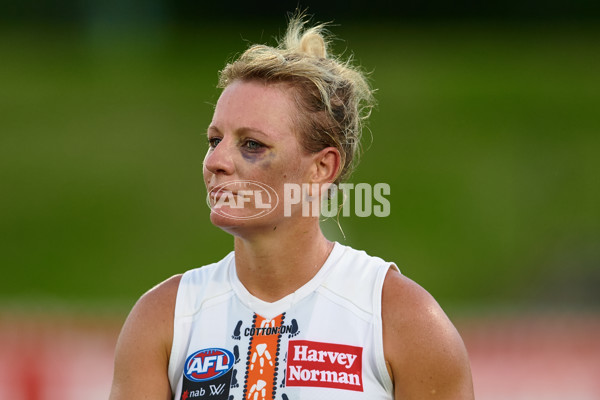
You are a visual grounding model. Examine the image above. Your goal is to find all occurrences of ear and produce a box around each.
[309,146,341,185]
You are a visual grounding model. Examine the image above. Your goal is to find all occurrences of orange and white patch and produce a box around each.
[244,314,284,400]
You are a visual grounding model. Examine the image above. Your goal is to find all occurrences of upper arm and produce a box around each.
[382,269,474,400]
[109,274,182,400]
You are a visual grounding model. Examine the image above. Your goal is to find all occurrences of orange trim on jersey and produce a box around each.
[244,313,283,400]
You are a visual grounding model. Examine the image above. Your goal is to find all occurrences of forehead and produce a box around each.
[211,80,298,139]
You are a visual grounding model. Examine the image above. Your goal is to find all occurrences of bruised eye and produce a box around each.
[243,139,264,151]
[208,137,222,149]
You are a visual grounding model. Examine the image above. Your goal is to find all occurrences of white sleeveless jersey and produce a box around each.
[168,242,396,400]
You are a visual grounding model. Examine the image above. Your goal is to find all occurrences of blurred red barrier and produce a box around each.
[460,314,600,400]
[1,312,599,400]
[0,313,120,400]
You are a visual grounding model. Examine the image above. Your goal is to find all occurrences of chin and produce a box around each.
[209,205,289,237]
[209,208,265,233]
[209,209,246,226]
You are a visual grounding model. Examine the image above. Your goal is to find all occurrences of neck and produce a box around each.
[233,219,333,302]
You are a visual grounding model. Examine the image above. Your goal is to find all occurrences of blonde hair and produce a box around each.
[218,14,375,183]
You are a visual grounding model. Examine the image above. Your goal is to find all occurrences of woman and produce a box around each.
[110,15,474,400]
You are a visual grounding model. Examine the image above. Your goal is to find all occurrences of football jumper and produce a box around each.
[168,242,396,400]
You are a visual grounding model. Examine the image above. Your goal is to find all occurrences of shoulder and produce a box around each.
[129,274,182,335]
[109,274,182,400]
[382,269,474,399]
[116,273,182,361]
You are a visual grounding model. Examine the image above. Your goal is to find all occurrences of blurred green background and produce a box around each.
[1,1,599,319]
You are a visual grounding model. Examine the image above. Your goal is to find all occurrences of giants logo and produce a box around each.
[286,340,363,392]
[184,348,234,382]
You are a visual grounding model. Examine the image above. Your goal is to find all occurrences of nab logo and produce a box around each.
[184,348,234,382]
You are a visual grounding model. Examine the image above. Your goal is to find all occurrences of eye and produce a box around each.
[243,139,264,151]
[208,137,222,149]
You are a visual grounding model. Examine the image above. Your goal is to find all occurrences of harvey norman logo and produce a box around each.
[286,340,363,392]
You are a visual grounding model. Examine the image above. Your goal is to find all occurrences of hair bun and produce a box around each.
[300,32,327,58]
[218,12,375,184]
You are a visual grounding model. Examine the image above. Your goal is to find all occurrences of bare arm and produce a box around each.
[109,274,182,400]
[382,269,474,399]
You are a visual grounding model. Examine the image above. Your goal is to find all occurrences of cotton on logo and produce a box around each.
[183,348,234,382]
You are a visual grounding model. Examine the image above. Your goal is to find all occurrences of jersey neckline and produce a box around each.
[228,241,345,319]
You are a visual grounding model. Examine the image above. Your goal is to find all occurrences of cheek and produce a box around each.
[271,156,310,190]
[202,159,212,185]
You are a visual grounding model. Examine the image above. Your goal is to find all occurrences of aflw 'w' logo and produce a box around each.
[209,383,226,395]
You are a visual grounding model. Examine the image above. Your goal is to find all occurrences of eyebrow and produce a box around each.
[207,125,272,139]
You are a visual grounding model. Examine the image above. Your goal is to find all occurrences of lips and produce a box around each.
[207,181,255,197]
[207,182,254,206]
[209,189,235,202]
[207,182,237,193]
[208,187,235,204]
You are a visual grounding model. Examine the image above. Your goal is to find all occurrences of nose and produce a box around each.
[203,138,235,176]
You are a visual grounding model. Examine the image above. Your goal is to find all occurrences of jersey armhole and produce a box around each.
[167,271,189,395]
[373,263,397,394]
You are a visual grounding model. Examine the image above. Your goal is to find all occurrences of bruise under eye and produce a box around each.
[241,141,273,166]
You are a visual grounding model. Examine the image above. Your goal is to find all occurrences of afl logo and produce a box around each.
[206,179,279,220]
[184,348,234,382]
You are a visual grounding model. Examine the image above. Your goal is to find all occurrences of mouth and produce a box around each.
[208,188,236,201]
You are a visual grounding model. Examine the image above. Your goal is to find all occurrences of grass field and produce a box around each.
[1,21,599,315]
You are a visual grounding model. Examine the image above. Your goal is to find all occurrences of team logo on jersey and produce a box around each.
[286,340,364,392]
[184,348,234,382]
